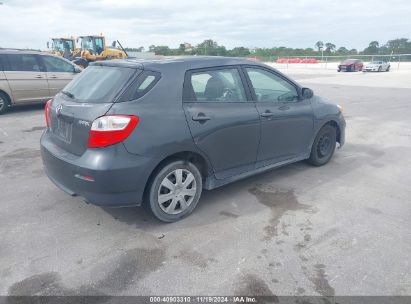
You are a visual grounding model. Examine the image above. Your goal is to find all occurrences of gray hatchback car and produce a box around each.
[41,57,345,222]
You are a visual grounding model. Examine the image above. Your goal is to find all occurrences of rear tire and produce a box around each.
[145,160,203,222]
[0,92,10,115]
[307,125,337,166]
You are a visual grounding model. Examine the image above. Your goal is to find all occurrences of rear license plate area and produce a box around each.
[56,119,72,143]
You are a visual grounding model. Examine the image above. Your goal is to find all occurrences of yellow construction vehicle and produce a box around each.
[72,35,128,68]
[47,37,79,59]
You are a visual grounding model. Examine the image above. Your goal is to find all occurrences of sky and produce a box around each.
[0,0,410,51]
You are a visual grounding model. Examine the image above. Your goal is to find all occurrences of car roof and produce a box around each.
[92,56,264,71]
[0,49,46,55]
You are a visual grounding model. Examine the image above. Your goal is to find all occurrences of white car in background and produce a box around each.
[363,60,390,72]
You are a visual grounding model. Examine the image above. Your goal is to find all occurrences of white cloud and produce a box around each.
[0,0,410,50]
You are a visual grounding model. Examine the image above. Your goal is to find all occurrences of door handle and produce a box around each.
[279,105,290,111]
[192,114,211,122]
[260,111,274,118]
[35,75,43,79]
[49,75,58,79]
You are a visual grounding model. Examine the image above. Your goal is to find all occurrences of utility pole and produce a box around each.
[319,46,324,68]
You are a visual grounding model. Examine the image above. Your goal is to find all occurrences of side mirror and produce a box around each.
[302,88,314,99]
[74,66,82,73]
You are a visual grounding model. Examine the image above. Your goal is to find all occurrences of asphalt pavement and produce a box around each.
[0,68,410,296]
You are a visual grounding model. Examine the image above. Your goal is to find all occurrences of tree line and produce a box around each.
[125,38,411,58]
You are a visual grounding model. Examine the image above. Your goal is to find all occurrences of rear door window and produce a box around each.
[42,55,74,73]
[0,54,7,71]
[185,67,247,102]
[119,71,160,101]
[62,65,138,103]
[6,54,42,72]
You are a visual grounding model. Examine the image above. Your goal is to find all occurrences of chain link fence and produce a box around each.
[252,54,411,70]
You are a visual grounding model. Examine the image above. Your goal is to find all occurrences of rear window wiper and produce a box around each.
[62,90,75,99]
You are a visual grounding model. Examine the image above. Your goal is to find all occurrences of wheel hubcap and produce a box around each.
[158,169,197,215]
[318,134,331,157]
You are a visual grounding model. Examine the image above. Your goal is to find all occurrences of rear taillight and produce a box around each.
[88,115,139,148]
[45,99,51,128]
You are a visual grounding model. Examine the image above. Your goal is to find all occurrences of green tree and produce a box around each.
[337,47,349,55]
[196,39,227,56]
[385,38,411,53]
[325,42,336,53]
[227,47,250,57]
[362,41,380,54]
[148,45,172,55]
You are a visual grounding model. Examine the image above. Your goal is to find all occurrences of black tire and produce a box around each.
[386,65,390,72]
[378,66,382,72]
[0,91,10,115]
[145,160,203,222]
[307,125,337,166]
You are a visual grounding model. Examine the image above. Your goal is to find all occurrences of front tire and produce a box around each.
[307,125,337,166]
[146,160,203,222]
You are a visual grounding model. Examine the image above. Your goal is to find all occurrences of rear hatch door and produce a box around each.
[48,64,141,156]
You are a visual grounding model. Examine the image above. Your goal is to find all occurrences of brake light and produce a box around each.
[45,99,51,128]
[88,115,139,148]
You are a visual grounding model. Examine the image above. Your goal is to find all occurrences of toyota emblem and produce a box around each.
[56,104,63,116]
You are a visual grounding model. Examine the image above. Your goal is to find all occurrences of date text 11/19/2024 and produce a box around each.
[149,296,259,303]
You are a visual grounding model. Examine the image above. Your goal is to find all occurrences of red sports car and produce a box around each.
[338,59,363,72]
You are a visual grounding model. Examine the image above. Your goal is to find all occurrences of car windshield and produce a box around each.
[62,66,138,103]
[79,37,94,51]
[53,40,73,52]
[52,40,64,52]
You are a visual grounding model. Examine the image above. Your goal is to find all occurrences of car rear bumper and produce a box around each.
[338,66,355,72]
[364,68,380,72]
[40,130,153,207]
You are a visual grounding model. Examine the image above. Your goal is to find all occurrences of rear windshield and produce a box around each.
[62,66,138,103]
